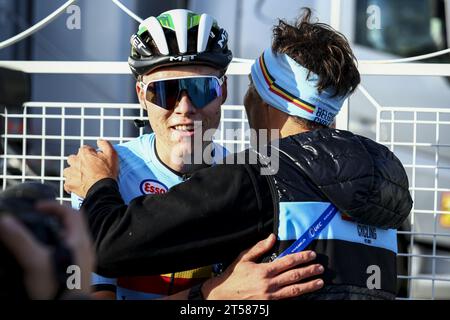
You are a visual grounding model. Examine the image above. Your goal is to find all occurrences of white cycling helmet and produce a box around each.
[128,9,233,78]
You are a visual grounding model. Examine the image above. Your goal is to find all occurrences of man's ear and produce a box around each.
[136,81,146,109]
[221,75,228,104]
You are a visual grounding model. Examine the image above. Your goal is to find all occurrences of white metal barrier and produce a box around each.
[376,106,450,300]
[0,102,251,202]
[1,62,450,300]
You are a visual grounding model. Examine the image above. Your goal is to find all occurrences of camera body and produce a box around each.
[0,182,62,299]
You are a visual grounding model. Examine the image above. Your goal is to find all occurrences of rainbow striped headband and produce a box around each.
[251,48,349,126]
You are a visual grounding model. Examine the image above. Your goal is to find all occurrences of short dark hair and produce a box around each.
[292,114,328,130]
[272,8,361,98]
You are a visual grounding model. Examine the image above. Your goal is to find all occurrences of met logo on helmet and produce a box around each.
[217,30,228,48]
[140,179,168,195]
[169,55,196,62]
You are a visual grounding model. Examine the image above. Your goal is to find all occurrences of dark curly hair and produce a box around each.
[272,8,360,98]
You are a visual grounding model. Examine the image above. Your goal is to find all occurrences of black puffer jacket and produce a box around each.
[274,129,411,229]
[82,129,412,300]
[268,129,412,299]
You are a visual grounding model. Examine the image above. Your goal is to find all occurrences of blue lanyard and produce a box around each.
[276,204,339,260]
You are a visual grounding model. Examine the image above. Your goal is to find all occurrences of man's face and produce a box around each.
[244,77,268,133]
[137,65,226,158]
[244,76,284,145]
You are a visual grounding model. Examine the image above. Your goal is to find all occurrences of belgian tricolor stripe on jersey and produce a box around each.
[117,265,213,296]
[258,54,316,114]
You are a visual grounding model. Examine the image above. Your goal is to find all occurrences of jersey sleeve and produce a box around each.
[70,192,118,293]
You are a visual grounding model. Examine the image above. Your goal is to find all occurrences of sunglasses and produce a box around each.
[140,75,224,110]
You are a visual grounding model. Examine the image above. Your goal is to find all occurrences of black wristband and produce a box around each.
[188,282,205,300]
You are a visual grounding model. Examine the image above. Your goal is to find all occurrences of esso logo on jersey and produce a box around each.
[140,179,168,195]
